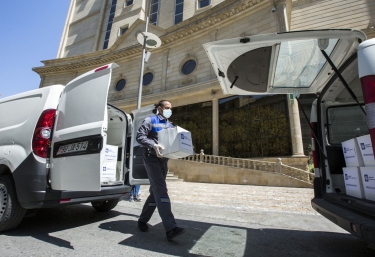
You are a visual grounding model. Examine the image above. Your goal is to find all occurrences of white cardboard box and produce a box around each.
[356,134,375,167]
[101,162,116,182]
[359,167,375,201]
[157,126,194,159]
[342,138,364,167]
[343,167,365,198]
[104,145,118,163]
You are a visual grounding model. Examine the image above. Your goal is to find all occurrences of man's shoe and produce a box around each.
[135,195,142,202]
[166,227,185,240]
[138,221,149,232]
[129,195,134,202]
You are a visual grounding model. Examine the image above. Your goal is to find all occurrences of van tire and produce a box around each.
[91,198,119,212]
[0,175,27,232]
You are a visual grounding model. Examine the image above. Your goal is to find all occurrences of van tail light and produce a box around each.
[361,75,375,156]
[32,109,56,158]
[95,65,108,72]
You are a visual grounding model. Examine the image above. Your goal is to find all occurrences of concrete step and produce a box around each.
[166,178,184,182]
[166,172,184,182]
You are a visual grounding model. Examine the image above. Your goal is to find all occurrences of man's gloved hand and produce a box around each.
[153,144,164,158]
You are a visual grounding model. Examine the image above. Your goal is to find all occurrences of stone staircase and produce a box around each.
[169,154,314,188]
[166,171,184,182]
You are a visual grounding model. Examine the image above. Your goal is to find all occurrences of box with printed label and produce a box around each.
[157,126,194,159]
[342,138,364,167]
[104,145,118,163]
[359,167,375,201]
[101,162,116,182]
[356,134,375,167]
[343,167,365,198]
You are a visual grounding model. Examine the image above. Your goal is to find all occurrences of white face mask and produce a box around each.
[163,109,172,118]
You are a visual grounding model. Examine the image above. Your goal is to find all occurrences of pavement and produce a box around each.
[135,181,316,215]
[3,181,375,256]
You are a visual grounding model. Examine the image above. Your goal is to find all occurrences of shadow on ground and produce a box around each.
[2,204,373,256]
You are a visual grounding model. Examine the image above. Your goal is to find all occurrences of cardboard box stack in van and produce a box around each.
[342,167,365,198]
[157,126,194,159]
[356,134,375,167]
[342,138,365,198]
[342,135,375,200]
[354,134,375,201]
[359,167,375,201]
[342,138,364,167]
[101,145,118,183]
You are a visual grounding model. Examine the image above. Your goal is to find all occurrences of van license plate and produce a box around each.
[56,141,89,155]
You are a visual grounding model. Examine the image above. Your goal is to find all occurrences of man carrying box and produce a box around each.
[136,100,186,240]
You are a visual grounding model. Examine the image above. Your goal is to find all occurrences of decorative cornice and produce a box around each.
[32,0,270,75]
[110,79,221,108]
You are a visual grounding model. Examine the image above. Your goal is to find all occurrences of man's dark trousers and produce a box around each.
[138,151,177,232]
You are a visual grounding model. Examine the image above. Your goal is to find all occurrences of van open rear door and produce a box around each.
[50,63,118,191]
[203,29,366,96]
[128,105,154,185]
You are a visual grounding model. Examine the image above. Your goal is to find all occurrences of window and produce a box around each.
[181,60,196,75]
[125,0,133,6]
[175,0,184,24]
[198,0,210,8]
[115,79,126,91]
[120,26,128,36]
[150,0,159,25]
[103,0,117,49]
[143,73,154,86]
[327,106,368,145]
[273,39,338,88]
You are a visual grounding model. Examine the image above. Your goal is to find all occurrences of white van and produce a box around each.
[204,29,375,244]
[0,63,151,232]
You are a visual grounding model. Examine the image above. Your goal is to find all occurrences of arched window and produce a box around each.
[143,73,154,86]
[115,79,126,91]
[181,60,197,75]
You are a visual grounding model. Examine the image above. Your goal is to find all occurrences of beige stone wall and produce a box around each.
[158,0,227,29]
[41,73,76,88]
[109,0,145,47]
[108,4,277,106]
[71,0,102,23]
[169,159,312,188]
[157,1,176,29]
[63,0,104,57]
[291,0,375,37]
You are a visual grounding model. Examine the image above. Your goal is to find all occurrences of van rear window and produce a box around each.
[327,105,368,144]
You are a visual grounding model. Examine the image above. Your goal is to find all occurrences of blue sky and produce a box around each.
[0,1,71,98]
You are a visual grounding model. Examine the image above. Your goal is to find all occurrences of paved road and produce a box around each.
[1,182,374,256]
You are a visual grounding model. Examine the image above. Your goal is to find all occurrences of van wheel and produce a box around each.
[91,198,119,212]
[0,175,27,232]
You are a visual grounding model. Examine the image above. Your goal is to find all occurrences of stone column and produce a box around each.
[275,0,304,156]
[288,98,305,156]
[212,98,219,155]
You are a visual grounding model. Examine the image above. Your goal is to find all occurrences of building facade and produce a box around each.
[33,0,375,158]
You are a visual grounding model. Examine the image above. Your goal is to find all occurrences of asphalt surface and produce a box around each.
[1,182,374,257]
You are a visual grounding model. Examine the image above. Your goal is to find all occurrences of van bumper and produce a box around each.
[20,185,131,209]
[12,153,131,209]
[312,198,375,244]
